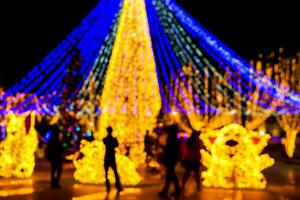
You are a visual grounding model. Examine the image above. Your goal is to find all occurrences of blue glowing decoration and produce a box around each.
[271,136,281,143]
[69,105,75,111]
[45,130,52,143]
[1,126,7,140]
[86,131,93,137]
[76,126,81,132]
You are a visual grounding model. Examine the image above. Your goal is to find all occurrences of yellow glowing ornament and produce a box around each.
[276,56,300,158]
[70,140,141,185]
[200,124,274,189]
[97,0,161,161]
[277,114,300,158]
[0,112,38,178]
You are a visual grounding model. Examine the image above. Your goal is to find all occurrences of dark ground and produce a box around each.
[1,144,300,200]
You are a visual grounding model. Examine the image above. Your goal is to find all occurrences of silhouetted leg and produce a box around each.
[160,164,178,195]
[104,161,110,193]
[182,168,191,190]
[111,161,123,191]
[50,162,56,188]
[194,167,201,190]
[55,160,62,187]
[169,166,180,194]
[160,167,172,194]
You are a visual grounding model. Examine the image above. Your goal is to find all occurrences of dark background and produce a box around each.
[1,0,299,89]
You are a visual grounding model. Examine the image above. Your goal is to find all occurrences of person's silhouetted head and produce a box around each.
[106,126,113,135]
[168,124,178,136]
[188,130,200,146]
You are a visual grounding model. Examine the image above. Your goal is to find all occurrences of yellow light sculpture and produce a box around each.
[0,112,38,178]
[200,124,274,189]
[275,54,300,158]
[70,140,141,185]
[73,0,161,184]
[98,0,161,160]
[277,114,300,158]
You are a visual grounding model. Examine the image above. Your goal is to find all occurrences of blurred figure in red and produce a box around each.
[158,124,181,197]
[180,130,202,190]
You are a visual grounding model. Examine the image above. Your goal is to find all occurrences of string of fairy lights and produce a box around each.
[0,0,122,115]
[162,0,300,113]
[77,8,122,102]
[151,0,275,131]
[153,0,239,110]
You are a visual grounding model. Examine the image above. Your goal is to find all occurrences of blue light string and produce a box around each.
[159,29,210,114]
[156,27,193,114]
[162,0,300,110]
[148,0,217,114]
[78,8,122,101]
[150,0,218,114]
[149,1,198,114]
[69,0,123,103]
[155,3,270,116]
[42,0,122,113]
[162,0,299,114]
[153,0,224,113]
[83,20,119,97]
[3,0,110,98]
[145,0,175,113]
[12,56,73,114]
[0,0,113,113]
[154,0,238,113]
[5,0,122,114]
[150,5,190,113]
[31,0,122,114]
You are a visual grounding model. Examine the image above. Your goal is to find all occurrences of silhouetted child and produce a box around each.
[103,126,123,193]
[158,124,181,197]
[46,122,63,189]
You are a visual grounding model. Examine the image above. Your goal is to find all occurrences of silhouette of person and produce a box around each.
[180,130,202,190]
[144,130,152,170]
[103,126,123,193]
[158,124,181,197]
[46,120,63,189]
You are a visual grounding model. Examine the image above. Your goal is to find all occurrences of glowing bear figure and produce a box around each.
[200,124,274,189]
[0,112,38,178]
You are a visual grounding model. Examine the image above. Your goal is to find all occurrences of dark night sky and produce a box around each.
[1,0,299,88]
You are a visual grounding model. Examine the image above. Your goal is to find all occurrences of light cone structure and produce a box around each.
[98,0,161,145]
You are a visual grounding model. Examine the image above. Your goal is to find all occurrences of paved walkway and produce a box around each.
[1,149,300,200]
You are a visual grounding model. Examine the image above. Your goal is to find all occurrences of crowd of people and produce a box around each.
[40,119,203,197]
[144,123,203,197]
[2,106,203,197]
[156,124,203,197]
